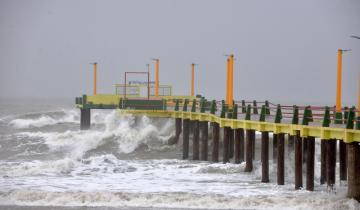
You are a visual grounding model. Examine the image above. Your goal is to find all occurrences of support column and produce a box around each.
[229,128,234,159]
[306,137,315,191]
[261,131,269,183]
[320,140,327,184]
[244,129,254,172]
[326,139,337,189]
[182,119,190,159]
[193,121,200,160]
[277,133,285,185]
[223,127,230,163]
[348,142,360,201]
[303,137,308,163]
[339,140,347,181]
[252,130,256,160]
[200,121,208,161]
[273,133,278,161]
[294,131,302,189]
[212,122,220,162]
[80,108,91,130]
[234,128,244,163]
[175,118,182,144]
[288,134,294,152]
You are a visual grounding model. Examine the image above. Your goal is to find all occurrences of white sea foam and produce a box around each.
[0,190,358,210]
[9,109,79,129]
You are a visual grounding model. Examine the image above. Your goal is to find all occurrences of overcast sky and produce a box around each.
[0,0,359,106]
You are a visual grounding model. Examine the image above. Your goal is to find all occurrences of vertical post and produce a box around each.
[347,141,360,201]
[261,131,269,182]
[223,127,230,163]
[193,120,200,160]
[212,122,220,162]
[294,131,303,189]
[229,54,234,107]
[277,133,285,185]
[92,62,97,95]
[226,58,230,106]
[320,107,330,185]
[200,99,208,161]
[306,136,315,191]
[228,112,234,159]
[336,49,343,114]
[326,139,337,190]
[147,64,150,100]
[155,59,160,97]
[182,119,190,159]
[235,128,244,163]
[244,105,253,172]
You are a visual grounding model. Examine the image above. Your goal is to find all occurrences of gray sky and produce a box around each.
[0,0,359,106]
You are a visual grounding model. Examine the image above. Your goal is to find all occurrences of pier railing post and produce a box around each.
[200,99,208,161]
[320,106,330,185]
[303,106,315,191]
[210,100,220,162]
[260,105,269,182]
[348,109,360,201]
[182,99,189,159]
[275,104,284,185]
[244,104,254,172]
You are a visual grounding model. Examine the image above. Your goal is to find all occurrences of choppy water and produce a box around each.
[0,99,359,210]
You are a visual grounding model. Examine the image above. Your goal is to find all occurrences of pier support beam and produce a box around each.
[326,139,337,189]
[234,128,244,163]
[200,121,208,161]
[182,119,190,159]
[252,130,256,160]
[277,133,285,185]
[339,140,347,181]
[347,142,360,201]
[193,121,200,160]
[212,122,220,162]
[320,140,327,184]
[288,134,294,152]
[306,137,315,191]
[261,131,269,183]
[303,137,308,163]
[245,129,255,172]
[273,134,278,161]
[80,108,91,130]
[223,127,230,163]
[229,128,234,159]
[294,131,303,189]
[175,118,182,144]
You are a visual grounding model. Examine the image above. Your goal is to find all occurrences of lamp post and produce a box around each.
[335,49,351,123]
[351,35,360,114]
[90,62,97,95]
[191,63,198,97]
[152,58,160,97]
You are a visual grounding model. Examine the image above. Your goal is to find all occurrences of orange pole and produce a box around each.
[226,58,230,105]
[191,63,195,96]
[229,54,234,107]
[93,62,97,95]
[336,49,342,113]
[155,59,159,97]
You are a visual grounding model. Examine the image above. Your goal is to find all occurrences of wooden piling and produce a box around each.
[320,140,327,184]
[175,118,182,143]
[273,134,278,161]
[223,127,230,163]
[212,122,220,162]
[347,141,360,201]
[294,131,303,189]
[229,128,234,159]
[182,119,190,159]
[303,137,308,163]
[288,134,294,152]
[200,121,208,161]
[193,120,200,160]
[245,129,254,172]
[252,130,256,160]
[277,133,285,185]
[339,140,347,181]
[261,131,269,182]
[80,108,91,130]
[326,139,336,189]
[306,136,315,191]
[234,128,244,163]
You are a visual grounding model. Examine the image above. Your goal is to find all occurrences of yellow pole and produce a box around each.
[336,49,342,113]
[191,63,195,96]
[226,58,230,105]
[155,59,159,97]
[93,62,97,95]
[229,54,234,107]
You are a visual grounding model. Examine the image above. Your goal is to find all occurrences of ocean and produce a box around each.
[0,98,358,210]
